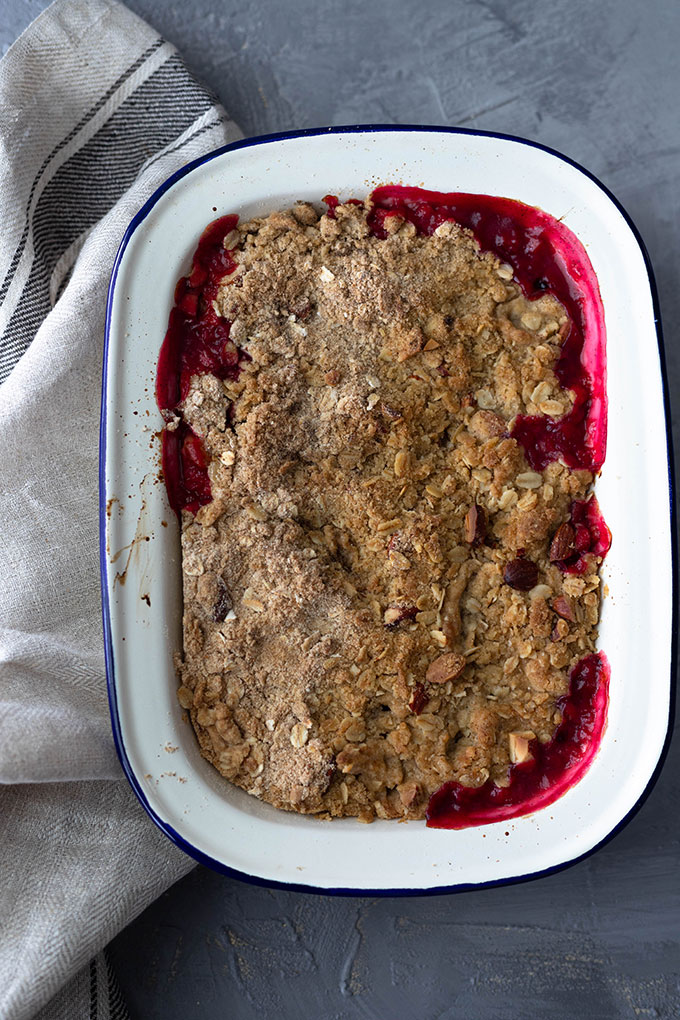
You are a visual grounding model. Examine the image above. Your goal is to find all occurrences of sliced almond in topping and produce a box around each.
[509,730,536,764]
[426,652,466,684]
[384,606,417,628]
[549,522,576,562]
[552,594,576,622]
[409,682,429,714]
[398,780,420,808]
[464,504,487,546]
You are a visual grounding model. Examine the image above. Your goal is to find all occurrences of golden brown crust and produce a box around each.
[175,199,602,822]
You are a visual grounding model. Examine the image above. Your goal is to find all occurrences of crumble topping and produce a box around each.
[175,199,603,822]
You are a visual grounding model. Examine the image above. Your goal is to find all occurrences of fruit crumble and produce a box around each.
[158,189,610,826]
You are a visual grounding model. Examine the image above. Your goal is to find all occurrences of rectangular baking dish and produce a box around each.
[101,126,674,893]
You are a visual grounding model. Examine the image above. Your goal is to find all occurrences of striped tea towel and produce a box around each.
[0,2,242,1017]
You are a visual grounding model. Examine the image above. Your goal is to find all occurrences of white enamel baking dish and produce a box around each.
[101,126,674,893]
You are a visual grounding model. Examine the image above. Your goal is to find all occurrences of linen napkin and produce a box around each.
[0,2,243,1016]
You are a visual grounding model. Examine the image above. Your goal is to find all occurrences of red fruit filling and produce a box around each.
[156,215,249,514]
[160,420,212,516]
[557,496,612,575]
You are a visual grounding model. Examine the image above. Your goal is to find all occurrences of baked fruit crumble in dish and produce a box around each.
[157,186,611,828]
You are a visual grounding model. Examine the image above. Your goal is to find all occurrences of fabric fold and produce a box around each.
[0,1,242,1016]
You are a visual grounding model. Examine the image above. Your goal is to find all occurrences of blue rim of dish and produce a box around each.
[100,123,676,897]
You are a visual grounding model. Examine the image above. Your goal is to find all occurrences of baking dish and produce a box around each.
[101,125,674,893]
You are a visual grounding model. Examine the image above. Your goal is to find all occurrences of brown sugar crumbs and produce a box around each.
[174,199,603,822]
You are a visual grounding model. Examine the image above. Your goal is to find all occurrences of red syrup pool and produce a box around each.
[426,653,610,829]
[156,215,249,514]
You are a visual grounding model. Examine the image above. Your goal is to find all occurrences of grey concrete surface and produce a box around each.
[4,0,680,1017]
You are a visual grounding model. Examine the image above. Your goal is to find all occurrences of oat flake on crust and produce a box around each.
[175,199,602,822]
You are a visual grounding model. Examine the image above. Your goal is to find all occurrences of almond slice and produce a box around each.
[550,522,576,562]
[508,730,536,764]
[425,652,466,685]
[464,504,487,546]
[552,594,576,622]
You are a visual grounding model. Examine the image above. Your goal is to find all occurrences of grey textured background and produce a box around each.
[4,1,680,1017]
